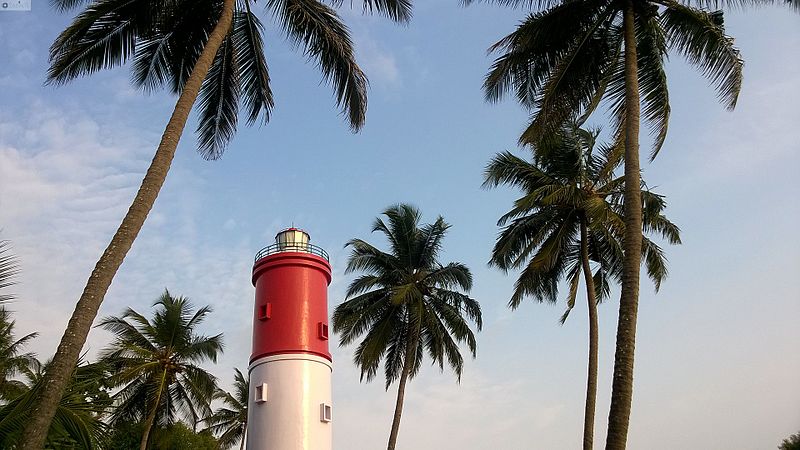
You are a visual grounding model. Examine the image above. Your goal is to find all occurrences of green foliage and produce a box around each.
[485,124,680,318]
[109,421,220,450]
[0,308,38,403]
[780,432,800,450]
[0,360,111,449]
[106,421,145,450]
[99,290,223,431]
[154,423,220,450]
[203,369,248,449]
[333,204,483,388]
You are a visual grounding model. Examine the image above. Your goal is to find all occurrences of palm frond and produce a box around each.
[635,10,671,159]
[48,0,162,84]
[416,217,451,269]
[559,260,582,324]
[0,241,19,303]
[662,3,743,109]
[333,290,391,346]
[462,0,571,9]
[352,305,403,383]
[267,0,368,130]
[163,0,222,94]
[425,263,473,292]
[233,4,274,125]
[329,0,413,22]
[641,236,669,291]
[484,0,616,109]
[196,33,240,160]
[519,9,621,146]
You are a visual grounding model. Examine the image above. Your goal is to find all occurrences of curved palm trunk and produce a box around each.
[140,369,169,450]
[239,425,246,450]
[18,1,237,447]
[605,1,643,449]
[387,327,420,450]
[580,218,599,450]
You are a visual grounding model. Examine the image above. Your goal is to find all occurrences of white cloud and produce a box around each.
[0,101,262,395]
[0,104,152,351]
[356,38,402,88]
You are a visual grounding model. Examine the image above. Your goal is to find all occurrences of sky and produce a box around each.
[0,2,799,449]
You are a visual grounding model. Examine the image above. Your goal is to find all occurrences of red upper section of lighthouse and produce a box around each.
[250,245,332,364]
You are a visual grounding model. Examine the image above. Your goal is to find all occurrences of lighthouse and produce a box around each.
[247,228,333,450]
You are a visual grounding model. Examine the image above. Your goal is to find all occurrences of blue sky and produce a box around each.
[1,2,799,449]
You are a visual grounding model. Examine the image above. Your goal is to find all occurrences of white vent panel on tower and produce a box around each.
[254,383,268,403]
[320,403,332,422]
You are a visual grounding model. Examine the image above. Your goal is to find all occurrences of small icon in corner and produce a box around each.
[1,0,31,11]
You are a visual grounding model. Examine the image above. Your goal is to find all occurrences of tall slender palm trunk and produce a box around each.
[387,328,419,450]
[605,1,643,449]
[140,369,169,450]
[580,218,599,450]
[18,1,237,447]
[239,425,247,450]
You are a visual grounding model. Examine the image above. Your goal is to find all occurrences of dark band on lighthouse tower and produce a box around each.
[247,228,333,450]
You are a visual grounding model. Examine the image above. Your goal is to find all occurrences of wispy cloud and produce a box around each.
[356,37,402,89]
[0,102,255,387]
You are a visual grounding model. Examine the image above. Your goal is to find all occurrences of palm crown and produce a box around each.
[48,0,412,159]
[479,0,757,156]
[333,204,483,450]
[485,125,681,316]
[333,204,483,387]
[98,290,223,447]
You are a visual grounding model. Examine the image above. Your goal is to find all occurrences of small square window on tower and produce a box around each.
[320,403,332,422]
[318,322,329,340]
[258,303,272,321]
[254,383,268,403]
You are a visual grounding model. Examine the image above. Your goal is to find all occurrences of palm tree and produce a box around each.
[469,0,790,445]
[0,241,38,404]
[203,368,248,450]
[0,359,111,449]
[483,124,680,449]
[24,0,413,446]
[98,290,223,450]
[0,308,38,403]
[332,204,483,450]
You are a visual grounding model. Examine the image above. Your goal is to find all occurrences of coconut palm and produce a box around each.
[332,204,483,450]
[470,0,789,445]
[0,359,111,449]
[203,368,248,450]
[0,241,38,404]
[24,1,413,446]
[0,308,38,403]
[98,290,223,450]
[484,124,680,449]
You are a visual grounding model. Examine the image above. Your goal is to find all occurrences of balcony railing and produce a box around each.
[254,243,329,262]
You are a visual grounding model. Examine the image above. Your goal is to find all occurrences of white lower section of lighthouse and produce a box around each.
[246,354,333,450]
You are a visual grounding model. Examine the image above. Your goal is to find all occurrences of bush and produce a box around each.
[107,422,219,450]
